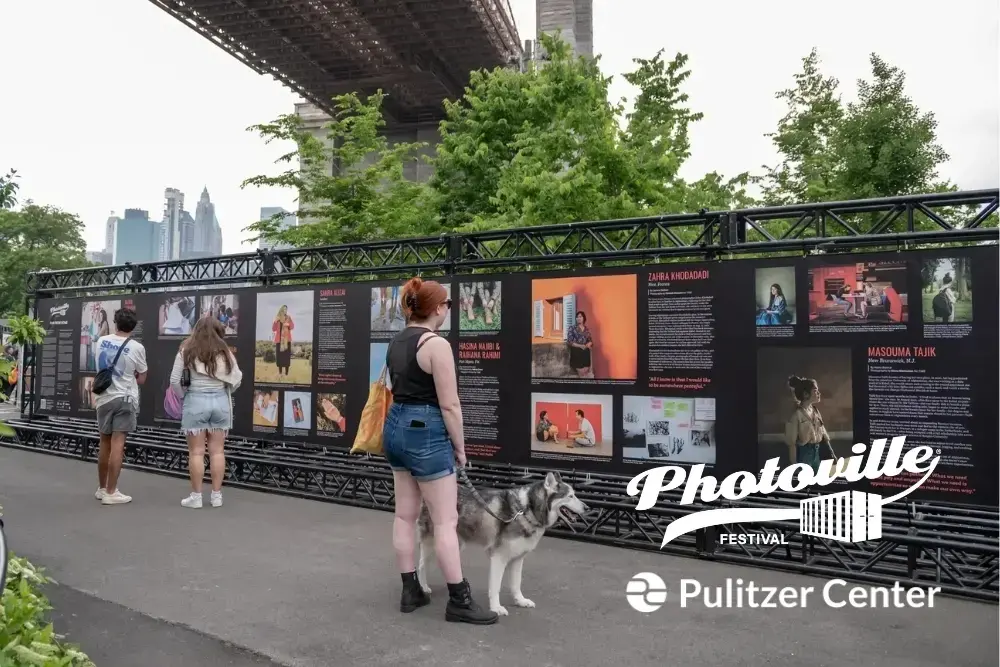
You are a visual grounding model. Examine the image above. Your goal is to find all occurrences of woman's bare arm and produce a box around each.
[420,336,465,458]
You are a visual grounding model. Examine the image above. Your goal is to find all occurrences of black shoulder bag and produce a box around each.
[92,336,133,395]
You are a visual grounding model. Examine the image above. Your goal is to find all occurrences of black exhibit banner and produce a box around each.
[32,246,999,505]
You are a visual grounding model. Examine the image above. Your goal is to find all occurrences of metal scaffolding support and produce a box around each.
[2,418,997,602]
[25,189,1000,295]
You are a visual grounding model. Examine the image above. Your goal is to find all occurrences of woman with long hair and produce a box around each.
[272,305,294,377]
[382,277,497,625]
[169,317,242,508]
[756,283,790,325]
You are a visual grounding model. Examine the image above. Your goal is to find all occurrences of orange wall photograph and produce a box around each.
[531,274,638,380]
[534,401,606,443]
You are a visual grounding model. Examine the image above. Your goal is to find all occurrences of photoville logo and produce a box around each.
[626,436,940,548]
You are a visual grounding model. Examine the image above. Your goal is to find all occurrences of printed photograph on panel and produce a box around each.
[78,376,96,410]
[808,261,908,325]
[317,393,347,434]
[458,280,502,331]
[255,291,314,385]
[622,396,717,465]
[200,294,240,335]
[756,347,853,471]
[283,391,313,430]
[530,274,637,380]
[921,256,973,323]
[253,390,280,427]
[530,392,613,458]
[755,266,796,326]
[79,299,121,371]
[158,295,198,337]
[371,284,452,332]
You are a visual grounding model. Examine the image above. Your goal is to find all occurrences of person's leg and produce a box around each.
[393,470,430,612]
[97,434,111,498]
[102,400,134,504]
[420,472,497,624]
[393,470,422,572]
[181,432,207,508]
[206,430,226,501]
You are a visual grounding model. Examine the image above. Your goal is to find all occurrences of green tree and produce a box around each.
[0,203,90,316]
[241,91,438,248]
[833,54,951,199]
[759,49,954,204]
[756,48,844,205]
[0,169,19,211]
[432,34,752,234]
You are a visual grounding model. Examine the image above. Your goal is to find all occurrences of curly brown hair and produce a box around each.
[181,316,233,378]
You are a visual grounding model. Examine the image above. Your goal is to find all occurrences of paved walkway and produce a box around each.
[1,447,996,667]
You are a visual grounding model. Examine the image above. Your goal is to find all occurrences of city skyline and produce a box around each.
[3,0,997,258]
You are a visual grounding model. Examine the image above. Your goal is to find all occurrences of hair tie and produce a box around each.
[405,293,418,309]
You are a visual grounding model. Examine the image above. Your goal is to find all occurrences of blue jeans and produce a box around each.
[181,388,232,435]
[382,402,455,482]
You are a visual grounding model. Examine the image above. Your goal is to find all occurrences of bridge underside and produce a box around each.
[149,0,522,126]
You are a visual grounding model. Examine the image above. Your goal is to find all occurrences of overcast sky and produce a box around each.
[2,0,996,254]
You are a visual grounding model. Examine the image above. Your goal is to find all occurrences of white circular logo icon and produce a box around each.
[626,572,667,612]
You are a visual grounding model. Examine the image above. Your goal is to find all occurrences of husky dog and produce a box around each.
[415,471,589,616]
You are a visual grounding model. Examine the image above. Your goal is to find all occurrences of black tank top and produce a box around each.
[386,326,439,405]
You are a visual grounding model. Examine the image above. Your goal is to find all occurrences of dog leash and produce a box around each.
[457,465,525,524]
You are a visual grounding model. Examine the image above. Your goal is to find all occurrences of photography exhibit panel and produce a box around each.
[30,245,998,504]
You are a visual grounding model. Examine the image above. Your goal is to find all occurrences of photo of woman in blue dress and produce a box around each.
[756,283,792,325]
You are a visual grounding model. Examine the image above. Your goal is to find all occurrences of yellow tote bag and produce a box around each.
[351,365,392,456]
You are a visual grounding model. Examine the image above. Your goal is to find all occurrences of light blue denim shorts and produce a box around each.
[181,388,232,435]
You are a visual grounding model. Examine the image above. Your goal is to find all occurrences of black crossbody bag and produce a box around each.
[92,336,133,395]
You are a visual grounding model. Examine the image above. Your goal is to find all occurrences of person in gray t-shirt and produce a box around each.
[94,308,148,506]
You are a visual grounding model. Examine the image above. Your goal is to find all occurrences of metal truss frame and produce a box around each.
[27,189,999,295]
[3,419,996,603]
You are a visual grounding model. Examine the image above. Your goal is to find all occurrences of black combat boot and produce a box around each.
[445,579,499,625]
[400,571,430,613]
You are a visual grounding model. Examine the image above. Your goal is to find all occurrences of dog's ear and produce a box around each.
[544,472,558,491]
[552,471,562,483]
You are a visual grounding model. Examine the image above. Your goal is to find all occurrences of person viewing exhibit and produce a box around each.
[169,317,243,509]
[93,308,147,506]
[380,276,498,625]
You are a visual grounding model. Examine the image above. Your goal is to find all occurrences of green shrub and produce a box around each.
[1,510,95,666]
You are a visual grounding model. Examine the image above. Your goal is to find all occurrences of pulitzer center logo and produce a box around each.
[627,436,939,548]
[626,572,668,612]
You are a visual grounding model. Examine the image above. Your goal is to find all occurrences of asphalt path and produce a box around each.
[1,447,996,667]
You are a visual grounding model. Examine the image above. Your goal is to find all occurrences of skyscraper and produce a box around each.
[258,206,297,251]
[104,212,120,263]
[115,208,157,264]
[192,187,223,258]
[162,187,184,260]
[180,210,196,258]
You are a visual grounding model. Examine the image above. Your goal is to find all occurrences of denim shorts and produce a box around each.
[181,389,232,435]
[382,402,455,482]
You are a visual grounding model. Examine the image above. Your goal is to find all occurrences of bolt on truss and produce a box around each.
[3,418,996,603]
[28,190,999,296]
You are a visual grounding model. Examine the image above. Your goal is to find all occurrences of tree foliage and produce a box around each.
[0,169,19,210]
[244,36,980,250]
[242,91,437,248]
[432,34,750,232]
[0,203,90,316]
[758,48,952,204]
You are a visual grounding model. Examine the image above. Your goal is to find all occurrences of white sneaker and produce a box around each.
[210,491,223,508]
[181,492,203,508]
[101,490,132,505]
[95,487,106,500]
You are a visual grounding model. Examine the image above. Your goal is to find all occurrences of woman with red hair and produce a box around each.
[381,277,497,625]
